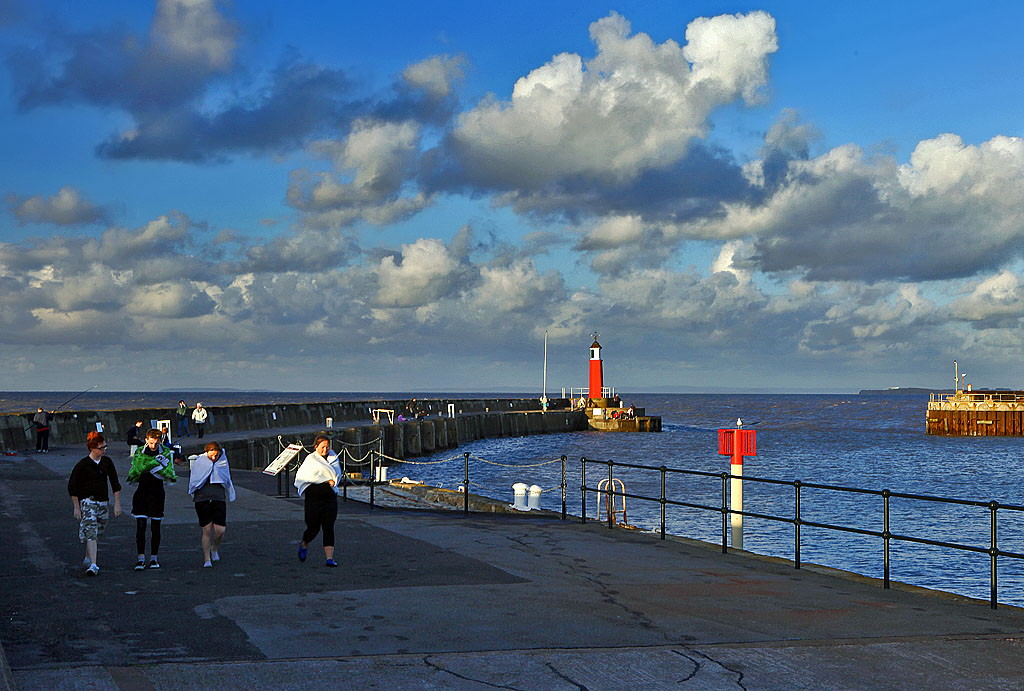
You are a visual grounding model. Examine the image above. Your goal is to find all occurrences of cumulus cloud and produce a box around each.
[291,120,433,227]
[7,186,110,226]
[677,134,1024,283]
[440,11,776,193]
[374,237,472,308]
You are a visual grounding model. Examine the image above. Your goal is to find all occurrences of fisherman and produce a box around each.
[32,407,54,452]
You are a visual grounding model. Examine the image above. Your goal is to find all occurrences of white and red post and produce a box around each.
[718,425,756,550]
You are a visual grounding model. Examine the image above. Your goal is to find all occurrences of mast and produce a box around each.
[541,330,548,409]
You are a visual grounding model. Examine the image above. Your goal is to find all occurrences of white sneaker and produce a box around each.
[211,551,219,562]
[83,557,92,568]
[203,561,213,568]
[148,558,160,569]
[86,564,99,576]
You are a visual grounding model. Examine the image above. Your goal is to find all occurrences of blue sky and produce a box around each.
[2,0,1024,393]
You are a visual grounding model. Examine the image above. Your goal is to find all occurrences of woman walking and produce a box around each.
[188,441,236,568]
[295,435,341,567]
[67,432,121,576]
[127,428,178,570]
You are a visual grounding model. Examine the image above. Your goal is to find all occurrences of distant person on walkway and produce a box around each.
[127,428,179,570]
[295,434,341,567]
[68,432,121,576]
[33,407,54,452]
[126,420,144,456]
[188,441,236,568]
[405,398,419,419]
[191,402,208,439]
[176,400,191,438]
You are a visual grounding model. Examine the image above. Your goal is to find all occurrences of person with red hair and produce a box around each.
[67,431,122,576]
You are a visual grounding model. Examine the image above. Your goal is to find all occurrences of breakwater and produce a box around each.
[925,390,1024,436]
[0,398,591,468]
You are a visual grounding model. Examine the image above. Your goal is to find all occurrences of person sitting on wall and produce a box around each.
[627,404,636,419]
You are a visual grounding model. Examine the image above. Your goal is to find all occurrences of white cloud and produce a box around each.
[676,133,1024,282]
[403,55,466,99]
[450,11,777,188]
[151,0,238,71]
[375,238,468,308]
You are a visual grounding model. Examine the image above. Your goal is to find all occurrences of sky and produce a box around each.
[2,0,1024,393]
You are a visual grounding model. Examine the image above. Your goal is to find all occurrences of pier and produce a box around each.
[926,390,1024,435]
[4,444,1024,689]
[0,397,661,468]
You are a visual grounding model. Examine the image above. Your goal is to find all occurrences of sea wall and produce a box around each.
[0,398,540,453]
[0,398,594,469]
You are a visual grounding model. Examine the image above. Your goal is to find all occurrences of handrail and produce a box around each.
[579,456,1024,609]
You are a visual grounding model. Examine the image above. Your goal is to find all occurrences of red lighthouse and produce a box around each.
[588,335,604,400]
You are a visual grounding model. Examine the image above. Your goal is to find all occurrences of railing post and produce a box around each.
[369,446,375,510]
[580,457,587,524]
[561,455,567,520]
[606,459,614,529]
[660,466,667,540]
[342,447,348,503]
[284,466,291,499]
[794,480,801,569]
[990,500,999,609]
[882,489,890,589]
[721,472,728,553]
[464,452,470,515]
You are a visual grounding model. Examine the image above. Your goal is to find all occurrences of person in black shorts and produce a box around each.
[127,428,178,570]
[188,441,236,568]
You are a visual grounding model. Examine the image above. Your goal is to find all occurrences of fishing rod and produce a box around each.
[53,384,98,412]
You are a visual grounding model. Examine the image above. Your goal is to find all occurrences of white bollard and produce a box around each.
[374,465,387,482]
[527,484,542,510]
[511,482,529,511]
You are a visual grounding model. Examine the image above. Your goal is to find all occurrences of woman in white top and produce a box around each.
[294,435,341,567]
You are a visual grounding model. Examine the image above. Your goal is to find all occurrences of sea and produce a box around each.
[5,390,1024,606]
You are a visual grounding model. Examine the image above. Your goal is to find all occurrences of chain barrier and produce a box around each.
[469,454,565,468]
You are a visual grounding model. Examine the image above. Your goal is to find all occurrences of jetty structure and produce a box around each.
[926,361,1024,436]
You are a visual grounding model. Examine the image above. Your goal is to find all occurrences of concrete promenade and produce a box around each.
[4,444,1024,689]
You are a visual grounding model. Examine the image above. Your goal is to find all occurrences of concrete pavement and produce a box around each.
[4,444,1024,689]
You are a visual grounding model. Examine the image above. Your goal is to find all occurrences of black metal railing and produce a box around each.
[579,456,1024,609]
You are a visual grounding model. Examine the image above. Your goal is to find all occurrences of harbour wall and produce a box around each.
[926,392,1024,436]
[0,398,589,468]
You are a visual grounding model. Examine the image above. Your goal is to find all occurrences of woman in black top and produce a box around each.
[67,431,122,576]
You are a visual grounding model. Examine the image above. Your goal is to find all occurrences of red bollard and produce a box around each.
[718,424,756,549]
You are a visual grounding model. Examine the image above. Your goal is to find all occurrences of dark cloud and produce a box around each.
[7,186,110,226]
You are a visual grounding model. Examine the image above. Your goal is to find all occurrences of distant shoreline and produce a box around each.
[858,388,953,395]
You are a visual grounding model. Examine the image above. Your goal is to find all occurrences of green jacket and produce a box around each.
[128,444,177,483]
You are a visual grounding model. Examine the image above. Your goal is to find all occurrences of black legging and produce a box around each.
[136,517,161,555]
[302,483,338,548]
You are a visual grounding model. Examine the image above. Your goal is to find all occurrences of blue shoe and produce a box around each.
[325,559,338,568]
[298,545,307,562]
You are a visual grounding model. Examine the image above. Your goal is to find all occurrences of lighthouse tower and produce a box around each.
[588,335,604,400]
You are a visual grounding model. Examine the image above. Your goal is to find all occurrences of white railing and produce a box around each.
[562,386,615,399]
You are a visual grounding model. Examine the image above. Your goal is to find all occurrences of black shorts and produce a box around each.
[131,476,166,519]
[194,500,227,527]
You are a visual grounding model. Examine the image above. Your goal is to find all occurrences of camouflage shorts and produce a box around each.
[78,499,109,542]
